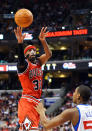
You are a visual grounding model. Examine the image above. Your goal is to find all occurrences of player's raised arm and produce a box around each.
[14,27,28,72]
[38,27,52,65]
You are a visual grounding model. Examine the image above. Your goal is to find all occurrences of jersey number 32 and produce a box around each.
[33,80,42,90]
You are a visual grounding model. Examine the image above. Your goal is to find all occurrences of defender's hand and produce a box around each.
[35,102,45,114]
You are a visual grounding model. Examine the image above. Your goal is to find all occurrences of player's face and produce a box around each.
[73,88,79,104]
[29,48,36,56]
[25,48,36,63]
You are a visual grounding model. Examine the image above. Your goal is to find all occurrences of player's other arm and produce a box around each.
[35,103,74,130]
[38,27,52,65]
[14,27,28,72]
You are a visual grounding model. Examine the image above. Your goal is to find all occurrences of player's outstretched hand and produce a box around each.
[14,26,26,43]
[35,102,45,115]
[39,27,48,41]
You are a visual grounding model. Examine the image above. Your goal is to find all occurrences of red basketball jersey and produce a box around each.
[18,61,43,98]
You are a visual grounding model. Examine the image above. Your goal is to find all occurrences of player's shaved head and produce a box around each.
[77,85,91,102]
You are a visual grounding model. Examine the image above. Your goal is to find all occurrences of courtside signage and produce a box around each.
[63,63,76,69]
[0,60,92,72]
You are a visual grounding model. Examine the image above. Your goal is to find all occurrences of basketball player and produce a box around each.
[14,26,52,131]
[35,85,92,131]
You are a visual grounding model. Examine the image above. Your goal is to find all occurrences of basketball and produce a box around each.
[14,8,33,28]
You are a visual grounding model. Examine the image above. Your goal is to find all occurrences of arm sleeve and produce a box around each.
[17,44,28,73]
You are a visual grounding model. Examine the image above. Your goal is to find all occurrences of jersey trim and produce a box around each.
[21,95,41,104]
[74,106,81,131]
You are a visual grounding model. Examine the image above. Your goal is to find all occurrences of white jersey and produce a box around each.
[74,104,92,131]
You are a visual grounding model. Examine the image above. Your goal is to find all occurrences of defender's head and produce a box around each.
[73,85,91,104]
[24,45,36,63]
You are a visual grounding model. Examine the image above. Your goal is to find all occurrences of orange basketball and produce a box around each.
[14,8,33,28]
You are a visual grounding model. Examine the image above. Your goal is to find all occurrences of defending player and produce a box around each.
[35,85,92,131]
[14,26,52,131]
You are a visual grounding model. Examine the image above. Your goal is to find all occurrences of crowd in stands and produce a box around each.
[0,91,20,130]
[0,71,92,91]
[0,41,92,63]
[0,0,92,34]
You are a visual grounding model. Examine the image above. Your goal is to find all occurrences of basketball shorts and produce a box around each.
[18,96,40,130]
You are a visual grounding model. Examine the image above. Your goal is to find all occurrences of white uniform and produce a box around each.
[74,104,92,131]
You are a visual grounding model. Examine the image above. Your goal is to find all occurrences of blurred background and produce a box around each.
[0,0,92,130]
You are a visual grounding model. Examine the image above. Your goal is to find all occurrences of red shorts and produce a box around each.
[18,95,40,130]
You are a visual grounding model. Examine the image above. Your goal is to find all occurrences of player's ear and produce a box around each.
[77,93,80,100]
